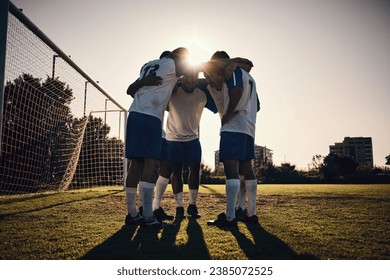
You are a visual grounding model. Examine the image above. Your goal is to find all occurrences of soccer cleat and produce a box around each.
[175,206,186,220]
[187,204,201,219]
[125,213,144,226]
[207,213,237,228]
[153,207,174,222]
[142,217,165,229]
[243,214,259,224]
[235,207,247,221]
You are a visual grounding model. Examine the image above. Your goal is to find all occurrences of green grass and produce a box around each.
[0,184,389,260]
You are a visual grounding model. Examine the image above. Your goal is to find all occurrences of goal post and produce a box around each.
[0,0,9,158]
[1,2,128,194]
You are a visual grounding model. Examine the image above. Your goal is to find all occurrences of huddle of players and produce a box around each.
[125,47,260,229]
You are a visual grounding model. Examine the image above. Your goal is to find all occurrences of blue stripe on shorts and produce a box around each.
[168,139,201,163]
[125,112,162,159]
[219,131,254,162]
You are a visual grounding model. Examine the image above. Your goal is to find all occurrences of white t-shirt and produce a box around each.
[166,80,217,142]
[129,57,180,122]
[208,68,260,138]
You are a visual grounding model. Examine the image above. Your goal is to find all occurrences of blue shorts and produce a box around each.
[160,138,171,161]
[168,139,201,163]
[125,112,162,159]
[219,132,254,162]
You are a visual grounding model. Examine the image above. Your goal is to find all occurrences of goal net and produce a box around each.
[0,3,127,194]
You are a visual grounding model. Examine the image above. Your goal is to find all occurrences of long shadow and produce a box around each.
[0,190,122,220]
[82,218,211,260]
[229,222,318,260]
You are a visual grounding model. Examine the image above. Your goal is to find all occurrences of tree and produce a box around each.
[386,155,390,165]
[319,153,359,181]
[0,74,76,192]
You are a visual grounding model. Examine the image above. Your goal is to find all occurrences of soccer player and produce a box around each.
[124,47,189,228]
[127,50,175,222]
[164,69,217,220]
[205,51,260,227]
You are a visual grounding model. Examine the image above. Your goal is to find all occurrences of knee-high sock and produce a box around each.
[236,176,246,210]
[153,176,169,211]
[140,181,155,222]
[126,187,138,217]
[246,179,258,216]
[174,192,184,208]
[226,179,240,221]
[189,189,198,205]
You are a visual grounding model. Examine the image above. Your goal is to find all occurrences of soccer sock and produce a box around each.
[237,176,246,210]
[153,176,169,211]
[140,181,155,222]
[126,187,138,217]
[138,183,143,207]
[246,179,258,216]
[174,192,184,208]
[189,189,198,205]
[226,179,240,221]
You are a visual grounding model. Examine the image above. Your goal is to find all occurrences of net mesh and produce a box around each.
[1,9,126,194]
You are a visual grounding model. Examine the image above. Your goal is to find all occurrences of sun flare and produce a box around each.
[186,37,212,67]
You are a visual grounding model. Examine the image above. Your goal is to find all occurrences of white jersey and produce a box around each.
[129,57,180,121]
[208,68,260,138]
[166,80,217,142]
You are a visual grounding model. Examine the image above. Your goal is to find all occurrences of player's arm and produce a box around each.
[222,86,242,126]
[126,74,163,97]
[222,68,243,126]
[197,78,218,114]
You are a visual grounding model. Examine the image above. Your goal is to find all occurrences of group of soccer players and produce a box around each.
[125,47,260,229]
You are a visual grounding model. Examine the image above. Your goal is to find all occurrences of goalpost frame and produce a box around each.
[2,1,128,188]
[0,0,9,158]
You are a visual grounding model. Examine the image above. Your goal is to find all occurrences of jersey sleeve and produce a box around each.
[225,68,244,94]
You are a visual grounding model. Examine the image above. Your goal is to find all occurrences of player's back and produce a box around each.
[129,57,180,121]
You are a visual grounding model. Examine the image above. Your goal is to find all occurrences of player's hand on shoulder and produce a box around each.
[142,74,163,86]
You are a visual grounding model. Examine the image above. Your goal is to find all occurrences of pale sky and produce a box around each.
[11,0,390,170]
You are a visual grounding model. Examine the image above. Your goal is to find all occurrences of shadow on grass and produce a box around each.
[81,218,211,260]
[229,223,318,260]
[81,218,316,260]
[0,190,123,220]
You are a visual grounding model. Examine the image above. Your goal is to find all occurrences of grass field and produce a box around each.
[0,184,389,260]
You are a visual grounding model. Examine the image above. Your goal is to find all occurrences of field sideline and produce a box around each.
[0,184,389,260]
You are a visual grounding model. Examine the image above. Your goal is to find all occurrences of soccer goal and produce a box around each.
[0,1,128,194]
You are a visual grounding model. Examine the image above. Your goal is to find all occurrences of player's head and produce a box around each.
[159,50,171,59]
[169,47,190,76]
[203,51,229,90]
[210,51,230,60]
[182,66,198,91]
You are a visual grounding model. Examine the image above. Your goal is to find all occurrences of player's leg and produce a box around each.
[126,111,163,228]
[185,139,202,218]
[124,112,145,225]
[172,161,185,219]
[239,135,258,224]
[152,137,174,220]
[125,158,144,225]
[140,157,159,225]
[153,158,174,221]
[235,175,247,220]
[208,132,244,227]
[187,160,201,218]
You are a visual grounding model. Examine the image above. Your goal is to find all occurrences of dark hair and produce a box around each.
[210,51,230,60]
[159,51,171,59]
[169,47,189,60]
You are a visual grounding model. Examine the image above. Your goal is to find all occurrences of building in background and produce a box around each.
[214,145,273,175]
[329,137,373,167]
